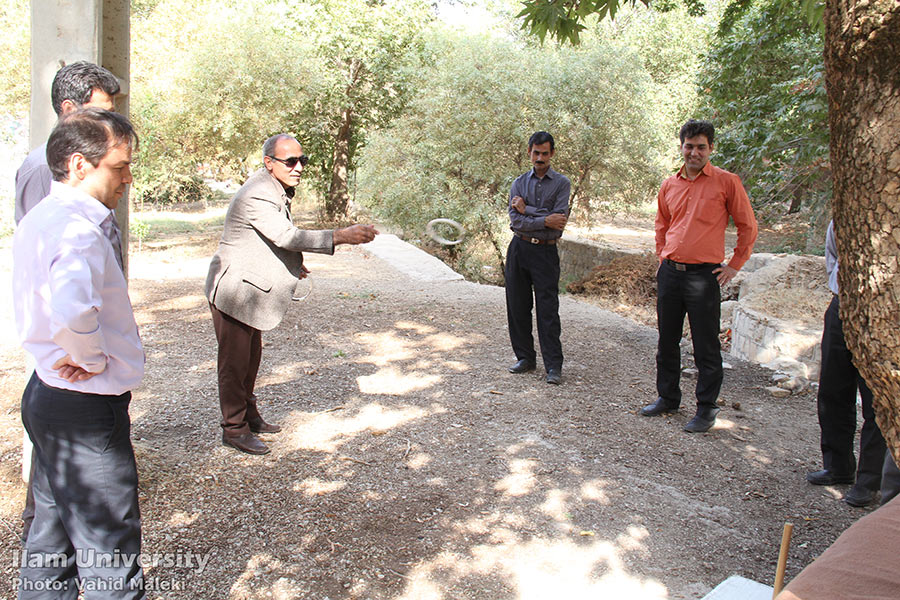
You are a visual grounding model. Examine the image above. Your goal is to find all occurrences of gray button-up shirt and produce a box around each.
[15,143,51,225]
[825,220,839,295]
[508,167,571,240]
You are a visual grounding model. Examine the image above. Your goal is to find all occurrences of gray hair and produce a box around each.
[263,134,297,158]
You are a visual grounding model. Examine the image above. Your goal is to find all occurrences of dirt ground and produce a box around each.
[0,212,870,600]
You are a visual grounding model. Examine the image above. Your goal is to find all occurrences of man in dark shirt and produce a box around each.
[505,131,570,385]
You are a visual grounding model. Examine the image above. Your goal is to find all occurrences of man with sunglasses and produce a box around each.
[206,134,377,454]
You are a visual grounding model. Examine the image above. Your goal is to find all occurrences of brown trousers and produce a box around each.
[210,304,262,435]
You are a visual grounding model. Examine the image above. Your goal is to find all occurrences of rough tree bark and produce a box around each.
[824,0,900,463]
[327,106,352,220]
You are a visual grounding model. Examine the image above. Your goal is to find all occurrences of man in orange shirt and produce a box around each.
[641,120,758,433]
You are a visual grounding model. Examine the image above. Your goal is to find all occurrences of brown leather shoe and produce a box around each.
[222,432,270,455]
[248,418,282,434]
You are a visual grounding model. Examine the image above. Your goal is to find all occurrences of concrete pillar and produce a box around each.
[102,0,131,273]
[28,0,131,272]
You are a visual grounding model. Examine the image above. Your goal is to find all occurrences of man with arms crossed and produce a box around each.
[206,134,377,455]
[14,109,146,598]
[505,131,570,385]
[642,119,758,433]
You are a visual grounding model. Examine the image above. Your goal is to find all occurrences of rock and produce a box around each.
[762,357,811,379]
[720,300,738,327]
[766,386,792,398]
[682,368,698,378]
[772,373,790,383]
[778,377,810,393]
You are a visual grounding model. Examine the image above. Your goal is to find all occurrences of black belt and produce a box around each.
[515,233,557,246]
[663,259,719,271]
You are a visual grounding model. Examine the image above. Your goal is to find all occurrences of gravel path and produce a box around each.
[0,226,867,600]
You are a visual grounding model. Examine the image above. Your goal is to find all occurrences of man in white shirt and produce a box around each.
[14,109,146,598]
[15,60,122,544]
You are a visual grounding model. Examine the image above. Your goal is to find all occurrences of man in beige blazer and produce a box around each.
[206,134,377,454]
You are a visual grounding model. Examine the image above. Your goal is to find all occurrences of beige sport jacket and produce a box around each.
[205,168,333,331]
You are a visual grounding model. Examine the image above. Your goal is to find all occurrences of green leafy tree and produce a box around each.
[281,0,432,220]
[130,0,430,213]
[0,0,30,127]
[698,0,829,229]
[358,29,668,280]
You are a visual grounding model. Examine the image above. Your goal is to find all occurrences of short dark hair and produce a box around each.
[50,61,121,116]
[528,131,555,152]
[263,133,297,158]
[47,109,138,182]
[679,120,715,145]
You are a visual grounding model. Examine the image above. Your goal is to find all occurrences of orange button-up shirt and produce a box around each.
[655,161,758,270]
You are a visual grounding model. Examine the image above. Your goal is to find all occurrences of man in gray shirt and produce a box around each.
[806,220,885,506]
[505,131,570,385]
[16,61,120,224]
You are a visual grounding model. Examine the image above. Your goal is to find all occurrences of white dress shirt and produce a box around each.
[13,181,144,395]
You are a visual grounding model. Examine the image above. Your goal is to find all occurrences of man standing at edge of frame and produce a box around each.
[14,61,122,543]
[14,109,146,598]
[806,219,886,507]
[642,119,758,433]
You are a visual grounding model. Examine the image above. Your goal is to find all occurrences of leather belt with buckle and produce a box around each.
[515,233,557,246]
[663,258,718,271]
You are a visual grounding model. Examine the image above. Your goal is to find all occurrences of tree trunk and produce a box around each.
[824,0,900,463]
[326,106,352,220]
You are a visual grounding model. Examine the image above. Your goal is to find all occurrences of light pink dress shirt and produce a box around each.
[13,181,144,395]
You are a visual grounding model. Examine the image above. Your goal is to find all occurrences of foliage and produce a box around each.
[516,0,831,234]
[697,0,829,223]
[592,3,714,163]
[357,29,669,281]
[278,0,432,217]
[130,0,430,215]
[0,0,30,126]
[517,0,705,44]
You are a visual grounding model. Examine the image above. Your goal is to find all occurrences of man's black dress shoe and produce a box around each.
[223,432,270,455]
[546,369,561,385]
[508,359,536,374]
[683,406,720,433]
[806,469,855,486]
[640,397,679,417]
[249,417,282,434]
[843,485,878,507]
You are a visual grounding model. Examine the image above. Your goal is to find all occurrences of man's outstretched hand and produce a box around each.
[334,224,379,245]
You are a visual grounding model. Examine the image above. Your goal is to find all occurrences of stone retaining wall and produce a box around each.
[557,234,644,283]
[556,239,827,379]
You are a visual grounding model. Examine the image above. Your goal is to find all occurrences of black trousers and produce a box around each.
[210,304,263,435]
[20,373,144,599]
[656,261,722,408]
[816,295,885,490]
[505,236,563,371]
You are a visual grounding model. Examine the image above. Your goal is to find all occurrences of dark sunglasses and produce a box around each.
[269,155,309,169]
